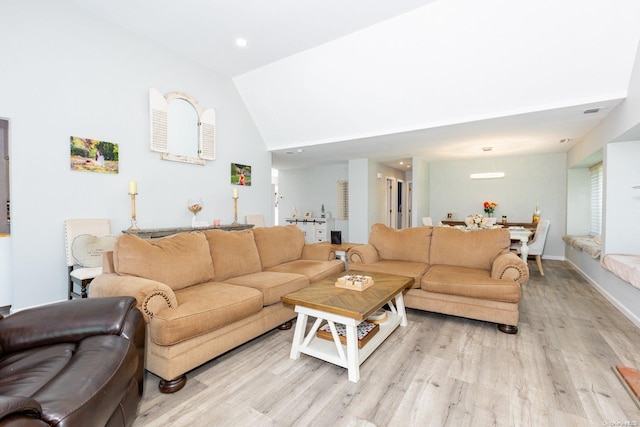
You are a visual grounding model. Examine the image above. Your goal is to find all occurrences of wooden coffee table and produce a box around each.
[281,271,414,382]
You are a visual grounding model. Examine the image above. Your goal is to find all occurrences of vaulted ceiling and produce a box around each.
[69,0,640,170]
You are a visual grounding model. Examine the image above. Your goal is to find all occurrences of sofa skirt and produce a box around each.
[145,302,296,382]
[404,288,519,327]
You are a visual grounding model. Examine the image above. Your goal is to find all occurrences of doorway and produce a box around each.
[385,176,407,229]
[0,119,8,234]
[385,177,395,228]
[397,179,404,229]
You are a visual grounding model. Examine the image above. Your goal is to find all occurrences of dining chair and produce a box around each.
[245,214,265,228]
[510,219,551,275]
[64,218,114,299]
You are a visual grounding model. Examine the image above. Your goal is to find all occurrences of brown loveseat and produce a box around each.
[90,225,344,393]
[347,224,529,333]
[0,297,144,426]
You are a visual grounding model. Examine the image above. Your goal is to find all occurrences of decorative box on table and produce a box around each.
[316,321,379,349]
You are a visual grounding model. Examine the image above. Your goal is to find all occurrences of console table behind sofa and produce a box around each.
[123,224,254,239]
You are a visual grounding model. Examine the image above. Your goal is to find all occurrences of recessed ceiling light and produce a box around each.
[235,38,248,47]
[482,147,492,152]
[559,138,571,143]
[399,161,404,165]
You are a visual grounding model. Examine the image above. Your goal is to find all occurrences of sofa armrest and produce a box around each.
[0,297,139,354]
[90,273,178,323]
[491,253,530,284]
[301,243,336,261]
[347,244,380,264]
[0,396,42,421]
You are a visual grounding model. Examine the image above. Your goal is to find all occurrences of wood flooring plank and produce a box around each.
[132,260,640,426]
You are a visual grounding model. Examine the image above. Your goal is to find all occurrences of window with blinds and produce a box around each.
[589,162,603,236]
[337,180,349,220]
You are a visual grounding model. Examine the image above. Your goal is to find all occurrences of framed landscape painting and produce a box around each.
[70,136,119,174]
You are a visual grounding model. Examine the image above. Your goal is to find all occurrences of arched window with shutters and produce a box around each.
[149,88,215,165]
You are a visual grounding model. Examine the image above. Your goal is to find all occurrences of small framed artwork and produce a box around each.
[231,163,251,186]
[304,211,312,218]
[70,136,119,174]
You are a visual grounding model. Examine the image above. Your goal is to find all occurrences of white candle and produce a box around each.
[233,188,238,198]
[128,180,137,195]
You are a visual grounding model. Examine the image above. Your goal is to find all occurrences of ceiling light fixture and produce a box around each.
[470,147,505,180]
[470,172,505,179]
[235,38,248,47]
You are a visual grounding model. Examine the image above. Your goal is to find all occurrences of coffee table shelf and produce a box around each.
[299,309,403,370]
[283,271,414,383]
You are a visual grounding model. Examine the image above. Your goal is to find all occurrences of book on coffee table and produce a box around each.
[316,321,379,349]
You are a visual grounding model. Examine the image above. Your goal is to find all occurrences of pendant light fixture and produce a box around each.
[470,147,505,180]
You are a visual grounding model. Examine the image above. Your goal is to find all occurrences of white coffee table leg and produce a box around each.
[395,292,408,327]
[345,323,360,382]
[290,311,308,360]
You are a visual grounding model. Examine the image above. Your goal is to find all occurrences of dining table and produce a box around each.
[507,227,533,260]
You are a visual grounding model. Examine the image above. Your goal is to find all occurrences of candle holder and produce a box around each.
[128,192,140,231]
[232,194,239,226]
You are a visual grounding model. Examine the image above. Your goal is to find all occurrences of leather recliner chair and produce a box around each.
[0,297,145,426]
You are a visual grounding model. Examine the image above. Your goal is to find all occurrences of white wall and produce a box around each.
[605,140,640,254]
[566,39,640,326]
[277,163,349,240]
[429,153,567,259]
[565,168,590,235]
[0,1,271,311]
[411,158,430,227]
[348,159,370,244]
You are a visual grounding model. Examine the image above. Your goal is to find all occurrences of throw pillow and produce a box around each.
[71,234,117,268]
[114,232,215,290]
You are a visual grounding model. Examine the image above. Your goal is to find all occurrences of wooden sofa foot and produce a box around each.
[497,324,518,334]
[277,321,293,330]
[159,375,187,393]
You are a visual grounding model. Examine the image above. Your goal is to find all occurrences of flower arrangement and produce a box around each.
[465,214,487,228]
[483,201,497,216]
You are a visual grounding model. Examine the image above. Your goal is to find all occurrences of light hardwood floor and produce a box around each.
[133,261,640,426]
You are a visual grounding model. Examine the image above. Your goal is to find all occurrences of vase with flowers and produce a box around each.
[483,201,497,218]
[465,214,487,229]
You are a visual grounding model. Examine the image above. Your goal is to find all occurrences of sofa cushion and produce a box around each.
[252,225,305,269]
[369,223,432,263]
[266,259,345,284]
[114,233,215,291]
[224,271,309,306]
[422,264,521,303]
[204,229,262,281]
[150,282,263,346]
[430,227,510,271]
[349,260,429,289]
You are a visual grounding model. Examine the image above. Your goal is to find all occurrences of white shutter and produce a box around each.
[199,107,216,160]
[337,180,349,220]
[589,162,603,236]
[149,88,169,153]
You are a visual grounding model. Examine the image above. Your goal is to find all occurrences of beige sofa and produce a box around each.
[90,225,345,393]
[347,224,529,334]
